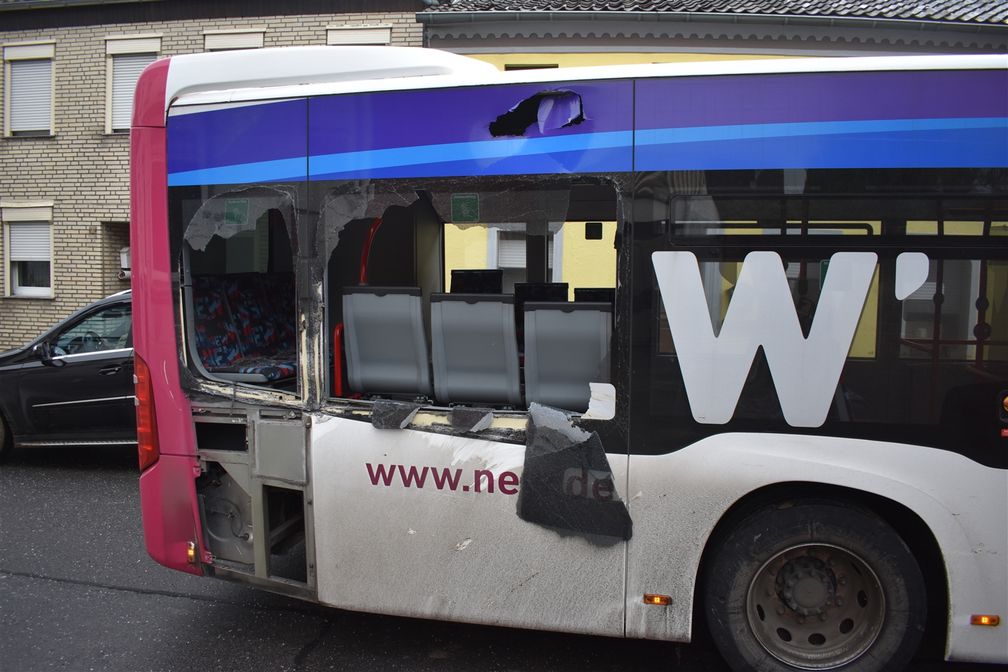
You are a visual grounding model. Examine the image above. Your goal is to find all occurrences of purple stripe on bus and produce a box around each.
[308,80,634,156]
[635,70,1008,131]
[167,98,307,175]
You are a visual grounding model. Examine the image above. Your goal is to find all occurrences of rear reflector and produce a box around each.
[971,614,1000,627]
[134,354,160,472]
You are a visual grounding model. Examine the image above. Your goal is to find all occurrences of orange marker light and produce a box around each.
[971,615,1000,627]
[644,594,671,606]
[187,541,198,565]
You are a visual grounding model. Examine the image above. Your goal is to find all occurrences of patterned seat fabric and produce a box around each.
[192,273,297,382]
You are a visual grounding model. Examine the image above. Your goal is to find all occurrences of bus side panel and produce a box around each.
[634,70,1008,172]
[310,416,628,637]
[624,435,1008,664]
[132,61,204,572]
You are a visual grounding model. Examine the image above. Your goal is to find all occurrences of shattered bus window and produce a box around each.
[181,186,299,390]
[320,175,620,416]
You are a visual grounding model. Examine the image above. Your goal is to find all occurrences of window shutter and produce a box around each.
[204,32,264,51]
[326,27,392,46]
[10,59,52,133]
[497,232,554,268]
[9,222,51,261]
[112,53,156,130]
[497,234,525,268]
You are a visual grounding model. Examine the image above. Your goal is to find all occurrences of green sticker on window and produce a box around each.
[225,199,249,227]
[451,193,479,223]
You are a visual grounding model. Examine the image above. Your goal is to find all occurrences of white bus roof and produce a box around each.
[166,46,1007,111]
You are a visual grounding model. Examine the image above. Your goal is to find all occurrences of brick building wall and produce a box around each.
[0,7,423,349]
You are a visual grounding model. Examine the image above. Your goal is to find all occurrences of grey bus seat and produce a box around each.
[342,286,432,396]
[523,301,612,412]
[430,293,522,406]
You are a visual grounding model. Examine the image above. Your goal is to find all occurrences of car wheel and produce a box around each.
[0,413,11,461]
[705,501,926,672]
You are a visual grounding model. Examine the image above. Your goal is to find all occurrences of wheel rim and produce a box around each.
[746,543,885,670]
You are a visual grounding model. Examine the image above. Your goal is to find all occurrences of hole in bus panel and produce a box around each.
[265,485,307,584]
[322,176,619,415]
[180,187,298,392]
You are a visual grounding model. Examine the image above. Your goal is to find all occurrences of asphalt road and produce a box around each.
[0,446,1000,672]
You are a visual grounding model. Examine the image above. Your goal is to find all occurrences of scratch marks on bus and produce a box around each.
[517,404,633,545]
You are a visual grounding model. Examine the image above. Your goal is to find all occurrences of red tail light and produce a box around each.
[134,354,160,471]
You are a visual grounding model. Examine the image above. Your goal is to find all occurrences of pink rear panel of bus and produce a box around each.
[131,57,204,575]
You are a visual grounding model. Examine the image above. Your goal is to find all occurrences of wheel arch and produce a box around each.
[691,481,949,658]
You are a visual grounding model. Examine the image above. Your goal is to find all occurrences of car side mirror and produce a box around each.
[34,341,65,367]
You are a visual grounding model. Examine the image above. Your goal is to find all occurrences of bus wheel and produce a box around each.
[704,502,926,672]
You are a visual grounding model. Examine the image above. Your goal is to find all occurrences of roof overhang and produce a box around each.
[418,10,1008,55]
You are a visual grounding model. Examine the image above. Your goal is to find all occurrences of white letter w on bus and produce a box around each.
[652,251,877,428]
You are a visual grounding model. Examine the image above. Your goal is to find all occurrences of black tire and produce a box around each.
[0,413,11,462]
[704,502,926,672]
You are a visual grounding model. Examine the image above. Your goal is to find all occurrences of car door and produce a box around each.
[16,300,135,444]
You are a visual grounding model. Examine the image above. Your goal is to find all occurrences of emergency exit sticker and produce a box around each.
[451,193,479,223]
[225,199,249,227]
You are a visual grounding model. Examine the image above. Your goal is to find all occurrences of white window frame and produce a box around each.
[3,42,55,137]
[204,29,265,52]
[105,35,161,134]
[2,201,55,299]
[326,25,392,46]
[489,224,563,281]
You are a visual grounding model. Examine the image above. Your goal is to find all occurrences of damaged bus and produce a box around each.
[130,47,1008,672]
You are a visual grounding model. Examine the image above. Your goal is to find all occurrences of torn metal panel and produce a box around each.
[449,407,494,433]
[517,403,632,545]
[582,383,616,421]
[489,90,585,137]
[371,399,422,430]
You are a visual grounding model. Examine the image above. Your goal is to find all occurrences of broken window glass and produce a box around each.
[179,185,299,390]
[320,174,621,416]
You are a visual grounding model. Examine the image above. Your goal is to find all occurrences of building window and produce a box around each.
[326,26,392,46]
[2,203,54,298]
[492,228,557,292]
[3,43,55,137]
[204,30,265,52]
[106,36,160,133]
[504,64,559,71]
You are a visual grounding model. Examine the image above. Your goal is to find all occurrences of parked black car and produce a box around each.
[0,291,135,458]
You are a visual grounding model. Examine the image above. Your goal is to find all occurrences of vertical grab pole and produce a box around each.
[333,323,344,397]
[359,217,383,285]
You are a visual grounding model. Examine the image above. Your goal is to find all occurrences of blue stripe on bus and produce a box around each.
[635,117,1007,148]
[310,146,633,181]
[167,157,307,187]
[167,117,1007,186]
[168,131,633,185]
[308,131,633,177]
[636,125,1008,171]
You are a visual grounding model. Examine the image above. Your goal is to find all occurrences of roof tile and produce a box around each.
[424,0,1008,25]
